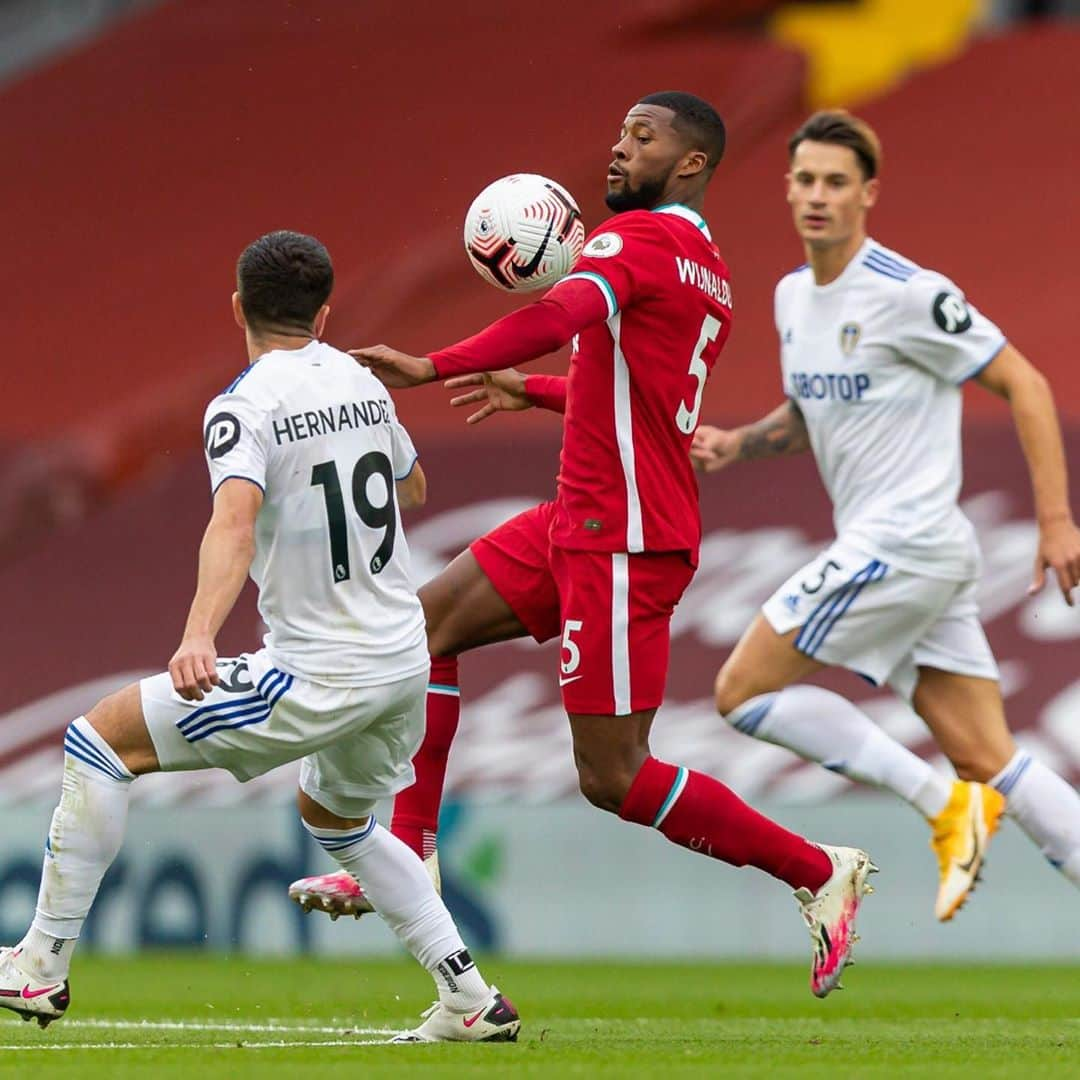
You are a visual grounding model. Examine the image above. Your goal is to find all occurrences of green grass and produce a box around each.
[1,955,1078,1078]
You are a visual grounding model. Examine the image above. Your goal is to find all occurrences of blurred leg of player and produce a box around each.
[553,546,874,999]
[2,672,519,1041]
[913,668,1080,888]
[291,507,552,918]
[716,546,1080,918]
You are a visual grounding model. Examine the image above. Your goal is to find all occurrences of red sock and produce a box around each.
[390,655,460,859]
[619,756,832,893]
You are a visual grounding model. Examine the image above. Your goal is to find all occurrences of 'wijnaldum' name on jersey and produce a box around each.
[273,400,392,445]
[675,256,732,307]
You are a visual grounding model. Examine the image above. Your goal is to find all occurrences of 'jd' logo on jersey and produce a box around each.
[205,412,241,459]
[932,292,973,334]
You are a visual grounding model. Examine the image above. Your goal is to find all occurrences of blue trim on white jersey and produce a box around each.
[866,247,918,275]
[211,474,266,496]
[560,271,618,318]
[863,254,916,282]
[959,336,1007,384]
[223,360,262,395]
[394,455,419,482]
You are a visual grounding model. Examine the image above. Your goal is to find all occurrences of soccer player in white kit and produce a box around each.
[0,231,520,1043]
[693,111,1080,921]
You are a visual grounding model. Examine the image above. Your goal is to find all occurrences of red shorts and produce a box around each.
[470,503,694,715]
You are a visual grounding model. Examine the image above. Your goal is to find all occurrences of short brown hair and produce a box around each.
[237,230,333,334]
[788,110,882,180]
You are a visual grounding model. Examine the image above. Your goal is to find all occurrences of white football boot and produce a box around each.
[289,851,441,920]
[0,947,70,1028]
[793,845,877,998]
[389,986,520,1043]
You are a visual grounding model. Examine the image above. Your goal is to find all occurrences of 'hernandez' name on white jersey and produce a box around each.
[774,237,1006,581]
[202,340,427,686]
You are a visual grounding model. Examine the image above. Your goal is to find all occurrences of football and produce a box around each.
[464,173,585,292]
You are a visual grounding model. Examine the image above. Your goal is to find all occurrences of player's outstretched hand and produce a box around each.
[690,424,740,473]
[169,635,220,701]
[1029,515,1080,606]
[349,345,436,388]
[446,370,531,425]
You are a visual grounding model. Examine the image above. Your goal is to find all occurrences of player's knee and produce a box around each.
[713,666,753,721]
[949,745,1010,784]
[575,761,634,814]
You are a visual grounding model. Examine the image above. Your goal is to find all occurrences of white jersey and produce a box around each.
[202,340,427,686]
[774,237,1006,581]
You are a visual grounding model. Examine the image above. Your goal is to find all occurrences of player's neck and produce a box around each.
[806,231,866,286]
[245,330,316,363]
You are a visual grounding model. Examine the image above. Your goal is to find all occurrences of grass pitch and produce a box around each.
[0,955,1076,1078]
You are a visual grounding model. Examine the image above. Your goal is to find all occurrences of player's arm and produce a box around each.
[169,478,262,701]
[975,343,1080,603]
[395,459,427,509]
[446,369,568,424]
[350,280,608,388]
[691,399,810,473]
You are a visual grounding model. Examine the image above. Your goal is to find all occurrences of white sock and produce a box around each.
[991,750,1080,887]
[18,718,134,981]
[303,818,490,1010]
[725,686,952,819]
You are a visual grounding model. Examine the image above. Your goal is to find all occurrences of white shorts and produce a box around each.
[140,649,428,819]
[761,540,999,700]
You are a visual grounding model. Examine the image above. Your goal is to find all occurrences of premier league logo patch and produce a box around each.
[583,232,622,258]
[839,322,861,356]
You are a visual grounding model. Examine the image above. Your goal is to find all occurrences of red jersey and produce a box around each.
[430,203,732,564]
[548,206,731,561]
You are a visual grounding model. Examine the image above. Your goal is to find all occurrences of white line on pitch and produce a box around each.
[58,1019,397,1035]
[0,1039,390,1051]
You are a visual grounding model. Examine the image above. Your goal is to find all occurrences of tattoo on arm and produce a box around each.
[738,401,810,461]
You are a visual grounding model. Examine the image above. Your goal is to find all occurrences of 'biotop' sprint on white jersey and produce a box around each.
[202,340,427,685]
[774,238,1005,580]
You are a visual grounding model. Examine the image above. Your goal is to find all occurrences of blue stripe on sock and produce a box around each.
[733,698,775,736]
[310,818,378,850]
[996,754,1032,796]
[64,733,125,781]
[64,740,127,782]
[65,724,127,781]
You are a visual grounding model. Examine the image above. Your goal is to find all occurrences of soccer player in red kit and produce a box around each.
[292,92,876,996]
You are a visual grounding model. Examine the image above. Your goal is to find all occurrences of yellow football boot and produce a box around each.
[929,780,1006,921]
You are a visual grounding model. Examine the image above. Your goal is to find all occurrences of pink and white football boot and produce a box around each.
[793,845,877,998]
[0,947,70,1029]
[289,851,441,920]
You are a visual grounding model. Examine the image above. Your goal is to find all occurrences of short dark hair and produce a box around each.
[236,230,333,333]
[638,91,726,169]
[788,110,882,179]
